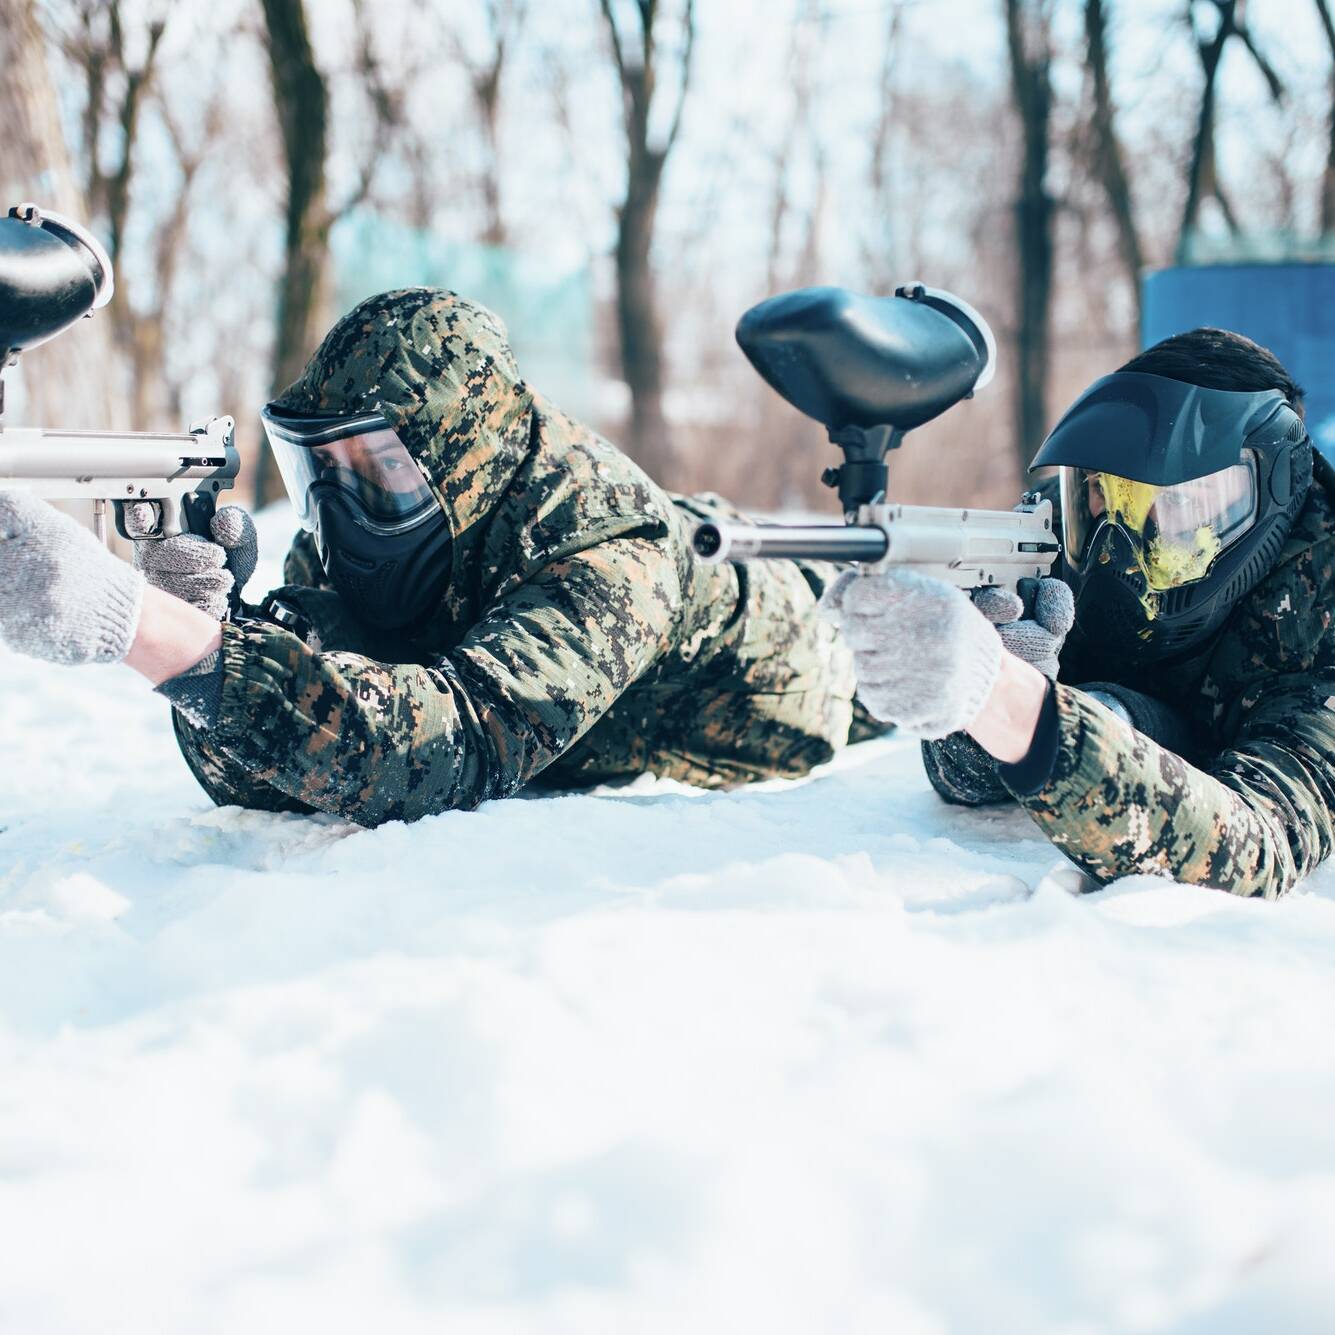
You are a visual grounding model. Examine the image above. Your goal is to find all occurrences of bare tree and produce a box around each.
[1005,0,1055,471]
[766,0,830,295]
[255,0,400,503]
[1083,0,1143,321]
[1317,0,1335,233]
[451,0,526,248]
[862,2,910,291]
[597,0,696,482]
[0,0,122,428]
[127,96,223,429]
[260,0,331,414]
[60,1,172,427]
[744,0,833,510]
[1177,0,1283,261]
[97,5,166,271]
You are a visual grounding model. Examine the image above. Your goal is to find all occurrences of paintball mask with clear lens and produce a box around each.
[1031,371,1311,666]
[261,406,452,631]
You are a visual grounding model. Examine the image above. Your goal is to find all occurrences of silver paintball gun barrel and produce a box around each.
[691,283,1060,592]
[0,203,238,543]
[693,498,1058,591]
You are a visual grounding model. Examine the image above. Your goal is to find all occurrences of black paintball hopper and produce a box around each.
[0,203,114,364]
[737,284,995,434]
[735,283,997,512]
[689,281,1037,572]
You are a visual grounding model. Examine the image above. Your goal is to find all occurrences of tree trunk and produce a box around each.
[1317,0,1335,233]
[256,0,331,506]
[599,0,695,486]
[1005,0,1055,474]
[100,8,167,429]
[0,0,123,429]
[1178,0,1236,261]
[474,60,507,248]
[1084,0,1144,322]
[615,129,672,480]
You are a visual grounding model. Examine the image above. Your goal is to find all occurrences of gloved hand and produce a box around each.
[125,502,258,620]
[0,491,144,664]
[972,576,1074,680]
[822,568,1004,738]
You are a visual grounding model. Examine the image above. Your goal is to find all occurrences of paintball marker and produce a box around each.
[692,284,1059,591]
[0,202,237,544]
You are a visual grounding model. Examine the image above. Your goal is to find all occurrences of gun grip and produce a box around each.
[1016,576,1040,619]
[182,490,217,538]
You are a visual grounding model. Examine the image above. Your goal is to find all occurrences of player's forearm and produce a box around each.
[195,619,490,825]
[1005,683,1308,896]
[123,584,222,685]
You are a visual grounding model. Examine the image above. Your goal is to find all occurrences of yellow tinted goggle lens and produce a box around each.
[1066,458,1257,593]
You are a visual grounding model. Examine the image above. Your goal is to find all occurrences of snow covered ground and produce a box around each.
[5,509,1335,1333]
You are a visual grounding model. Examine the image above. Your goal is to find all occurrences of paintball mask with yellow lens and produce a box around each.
[1031,371,1311,665]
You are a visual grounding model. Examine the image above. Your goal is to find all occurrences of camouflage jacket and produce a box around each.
[925,454,1335,898]
[172,290,856,826]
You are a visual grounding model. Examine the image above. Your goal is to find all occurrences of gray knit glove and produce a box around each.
[972,577,1074,680]
[126,502,258,620]
[0,491,145,664]
[822,568,1003,738]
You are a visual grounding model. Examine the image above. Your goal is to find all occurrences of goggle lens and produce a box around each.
[1062,454,1258,591]
[261,409,438,532]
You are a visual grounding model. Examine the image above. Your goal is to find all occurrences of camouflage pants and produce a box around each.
[540,533,860,789]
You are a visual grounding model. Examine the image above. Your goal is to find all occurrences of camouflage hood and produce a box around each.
[270,288,536,620]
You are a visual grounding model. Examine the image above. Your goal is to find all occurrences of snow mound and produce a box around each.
[4,507,1335,1332]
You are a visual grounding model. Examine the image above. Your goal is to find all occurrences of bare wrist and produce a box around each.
[123,584,223,685]
[965,651,1048,764]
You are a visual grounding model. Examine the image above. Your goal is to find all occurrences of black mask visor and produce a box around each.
[1030,372,1295,485]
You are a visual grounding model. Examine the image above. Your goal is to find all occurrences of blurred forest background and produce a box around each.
[1,0,1332,514]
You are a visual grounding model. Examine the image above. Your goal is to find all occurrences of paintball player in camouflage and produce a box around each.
[824,327,1333,899]
[0,288,863,823]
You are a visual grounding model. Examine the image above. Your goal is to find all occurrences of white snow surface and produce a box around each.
[5,508,1335,1333]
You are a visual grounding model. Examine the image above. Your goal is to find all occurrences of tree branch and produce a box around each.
[105,3,167,264]
[329,0,402,222]
[663,0,695,154]
[598,0,629,90]
[1318,0,1335,49]
[1235,20,1284,103]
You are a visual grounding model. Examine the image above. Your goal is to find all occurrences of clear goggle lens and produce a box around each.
[261,409,437,533]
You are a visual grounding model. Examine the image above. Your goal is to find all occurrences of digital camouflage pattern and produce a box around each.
[924,454,1335,897]
[171,288,857,826]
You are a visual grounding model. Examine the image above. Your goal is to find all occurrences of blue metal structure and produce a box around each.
[330,211,596,422]
[1142,264,1335,457]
